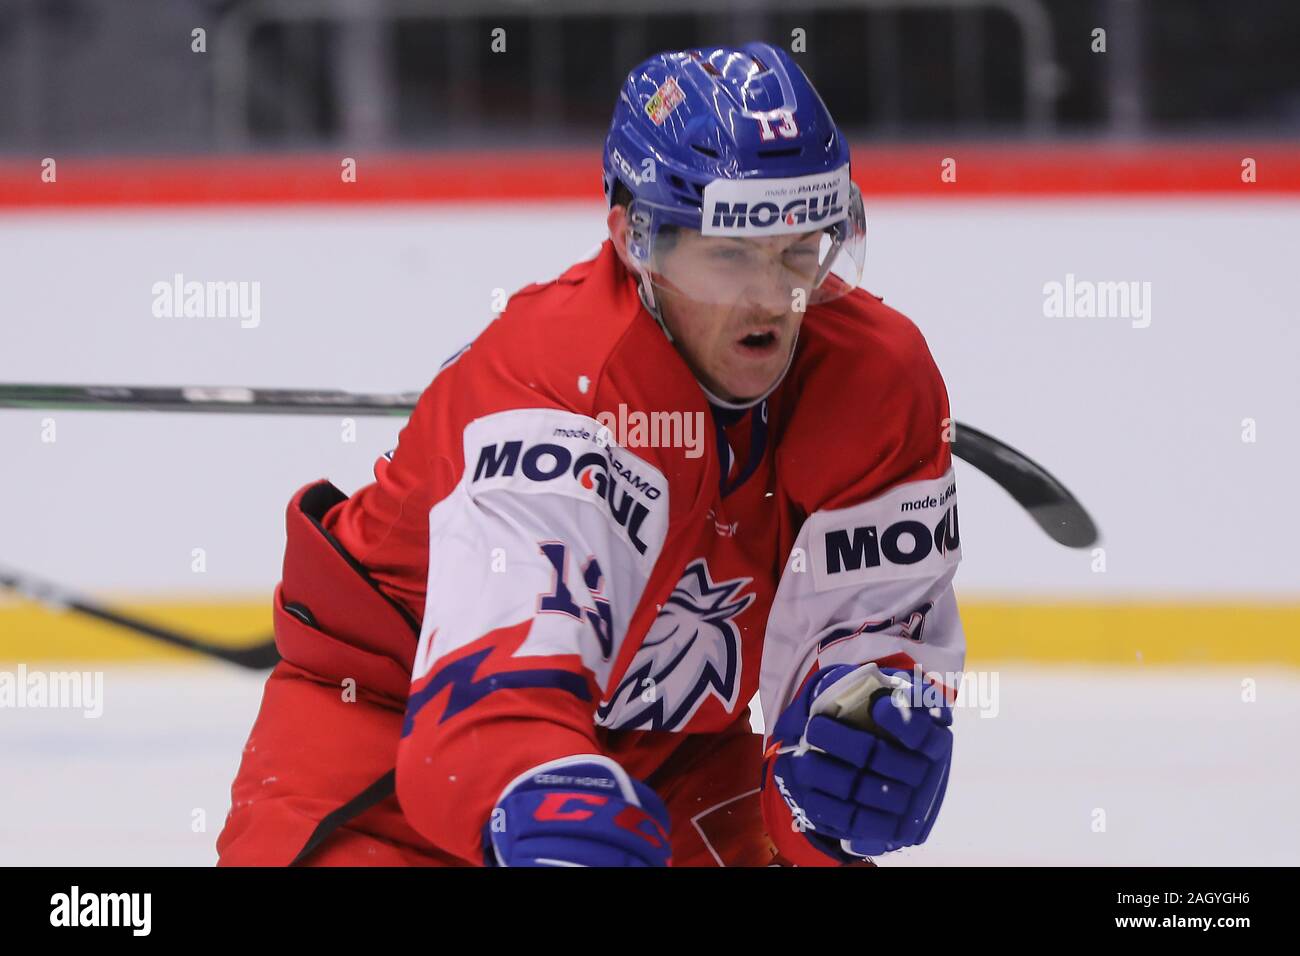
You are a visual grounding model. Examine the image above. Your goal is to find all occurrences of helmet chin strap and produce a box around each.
[633,267,797,412]
[634,270,673,343]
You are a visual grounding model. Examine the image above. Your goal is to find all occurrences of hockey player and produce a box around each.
[217,42,963,868]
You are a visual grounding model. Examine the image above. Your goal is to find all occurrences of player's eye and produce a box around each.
[710,246,750,263]
[783,244,820,270]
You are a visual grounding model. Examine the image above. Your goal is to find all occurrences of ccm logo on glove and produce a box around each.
[485,755,672,867]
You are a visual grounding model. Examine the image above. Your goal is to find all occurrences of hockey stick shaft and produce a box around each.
[0,383,418,416]
[0,564,280,670]
[0,381,1098,548]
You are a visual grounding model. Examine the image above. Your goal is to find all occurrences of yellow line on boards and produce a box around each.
[959,601,1300,666]
[1,598,1297,666]
[0,599,273,664]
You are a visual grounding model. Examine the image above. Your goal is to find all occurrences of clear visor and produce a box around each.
[627,181,866,311]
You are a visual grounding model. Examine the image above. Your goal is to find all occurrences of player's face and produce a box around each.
[653,230,820,402]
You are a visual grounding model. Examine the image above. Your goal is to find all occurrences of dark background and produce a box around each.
[1,0,1296,154]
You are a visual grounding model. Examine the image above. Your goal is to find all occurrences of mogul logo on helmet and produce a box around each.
[702,166,851,237]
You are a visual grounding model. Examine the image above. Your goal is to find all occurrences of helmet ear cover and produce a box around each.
[611,181,681,257]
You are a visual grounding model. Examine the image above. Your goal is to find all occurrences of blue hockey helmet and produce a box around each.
[602,43,866,312]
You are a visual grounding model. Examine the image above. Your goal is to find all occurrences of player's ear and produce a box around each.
[607,203,639,273]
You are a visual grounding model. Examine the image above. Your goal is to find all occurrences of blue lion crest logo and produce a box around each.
[595,558,755,731]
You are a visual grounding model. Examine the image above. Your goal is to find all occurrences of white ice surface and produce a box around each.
[0,664,1296,866]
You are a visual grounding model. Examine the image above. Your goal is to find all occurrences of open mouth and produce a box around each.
[737,329,779,353]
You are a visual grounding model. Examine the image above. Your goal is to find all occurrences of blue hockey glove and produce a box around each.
[762,662,953,864]
[484,755,672,867]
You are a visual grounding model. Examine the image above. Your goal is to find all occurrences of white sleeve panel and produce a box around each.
[759,468,965,735]
[412,408,669,694]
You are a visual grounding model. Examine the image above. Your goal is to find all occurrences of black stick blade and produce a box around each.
[951,422,1099,549]
[211,640,282,670]
[0,565,280,670]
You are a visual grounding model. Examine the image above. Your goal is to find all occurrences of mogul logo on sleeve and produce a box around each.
[809,472,961,592]
[464,409,669,562]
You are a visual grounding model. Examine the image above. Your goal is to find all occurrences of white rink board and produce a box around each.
[0,664,1295,866]
[0,199,1298,600]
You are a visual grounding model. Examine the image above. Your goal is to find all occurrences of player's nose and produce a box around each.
[740,269,798,317]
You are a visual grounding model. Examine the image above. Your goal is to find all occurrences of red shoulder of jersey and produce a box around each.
[324,239,713,618]
[778,287,954,514]
[458,240,716,519]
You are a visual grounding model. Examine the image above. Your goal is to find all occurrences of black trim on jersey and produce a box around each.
[285,482,419,865]
[297,481,423,635]
[289,771,398,866]
[712,399,770,498]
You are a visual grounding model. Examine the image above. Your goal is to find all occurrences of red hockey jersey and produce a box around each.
[305,239,964,865]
